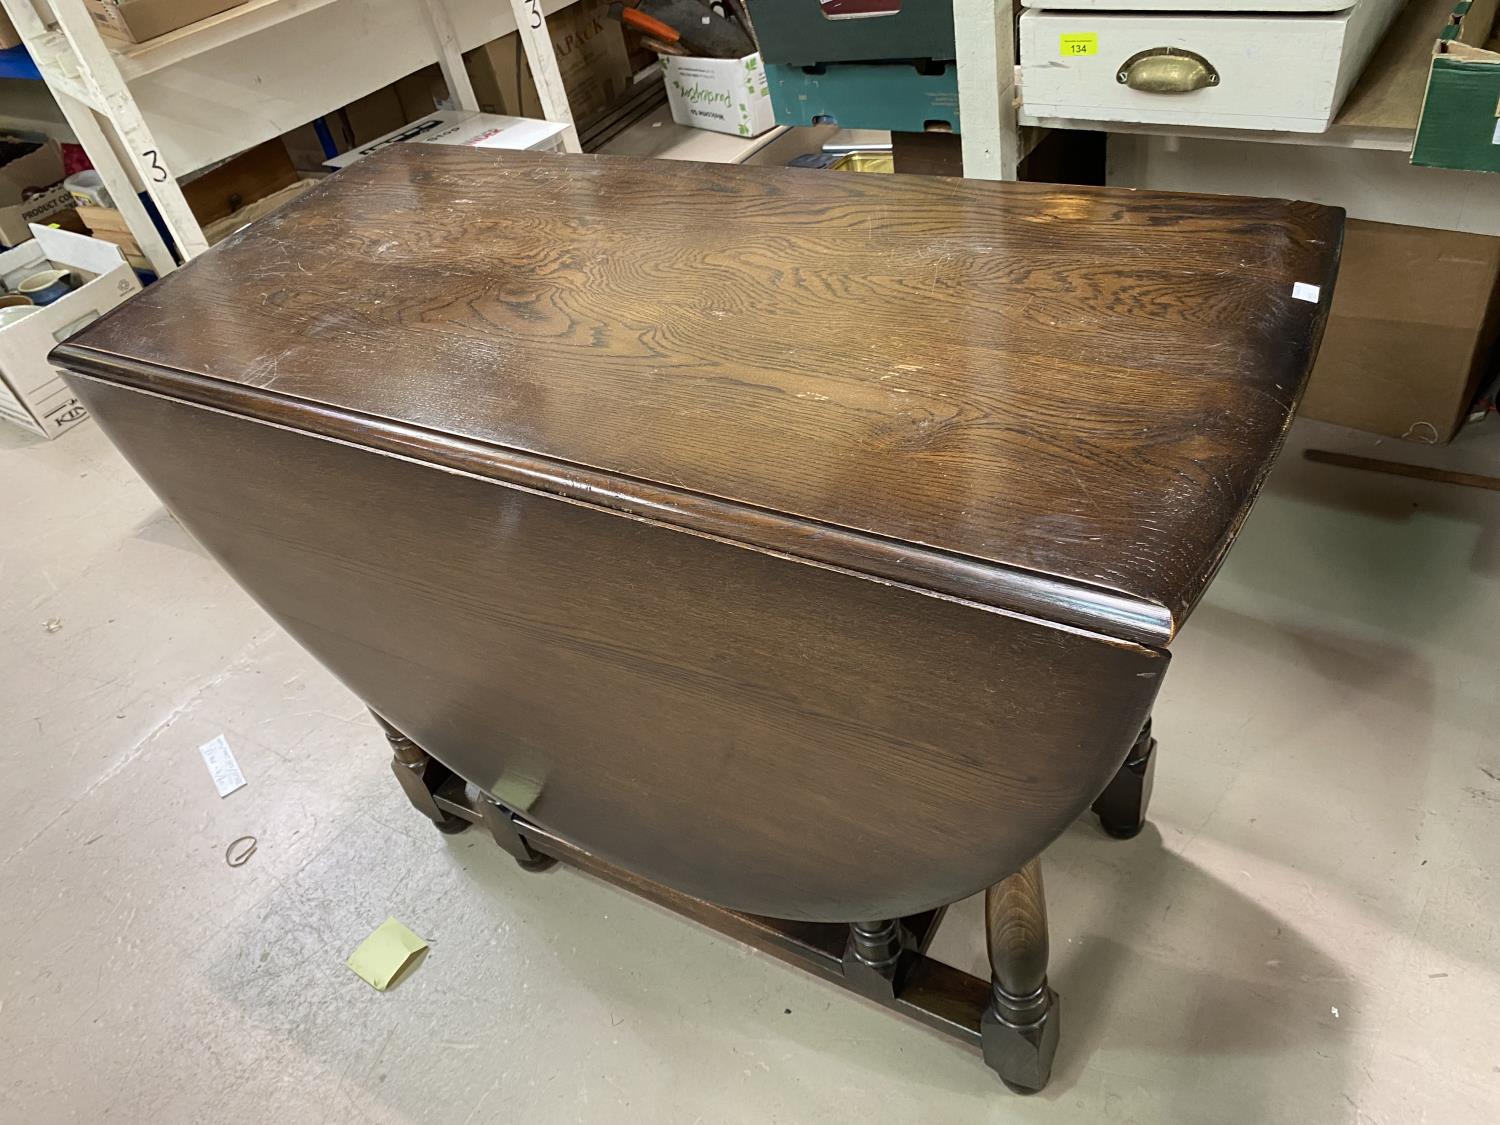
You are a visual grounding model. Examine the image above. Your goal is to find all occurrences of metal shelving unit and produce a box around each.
[0,0,582,274]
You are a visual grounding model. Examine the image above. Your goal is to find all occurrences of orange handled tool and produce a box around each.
[619,5,681,44]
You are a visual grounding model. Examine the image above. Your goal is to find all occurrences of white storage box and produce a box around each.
[1018,0,1406,132]
[325,111,570,169]
[0,226,142,439]
[663,53,775,138]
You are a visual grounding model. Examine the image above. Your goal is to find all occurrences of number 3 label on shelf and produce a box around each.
[1059,33,1098,57]
[140,149,169,183]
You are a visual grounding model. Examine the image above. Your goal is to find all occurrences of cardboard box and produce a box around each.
[1,136,71,248]
[1299,219,1500,443]
[179,138,298,225]
[340,86,409,148]
[77,139,300,259]
[664,53,775,137]
[280,118,348,174]
[84,0,246,43]
[325,111,569,170]
[0,225,142,439]
[281,82,438,173]
[1410,1,1500,175]
[463,0,634,123]
[395,65,449,120]
[1,8,21,50]
[525,0,632,120]
[78,178,316,264]
[74,202,141,263]
[466,35,535,117]
[280,87,422,172]
[199,178,316,246]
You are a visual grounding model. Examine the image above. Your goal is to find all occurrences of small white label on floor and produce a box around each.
[1291,282,1321,304]
[198,734,247,798]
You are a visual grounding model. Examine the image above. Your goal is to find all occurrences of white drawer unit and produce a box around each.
[1018,0,1408,132]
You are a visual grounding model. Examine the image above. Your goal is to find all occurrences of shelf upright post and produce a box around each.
[955,0,1021,180]
[507,0,581,152]
[1,0,180,273]
[420,0,482,111]
[30,0,209,257]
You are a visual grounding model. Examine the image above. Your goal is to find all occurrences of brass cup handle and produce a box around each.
[1116,48,1219,94]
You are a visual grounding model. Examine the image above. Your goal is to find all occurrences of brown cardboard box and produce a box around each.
[395,66,448,120]
[464,0,633,123]
[179,139,297,225]
[80,178,316,259]
[280,121,335,173]
[1300,219,1500,443]
[84,0,247,43]
[280,77,439,173]
[0,135,72,247]
[340,86,408,147]
[467,35,535,117]
[78,140,301,253]
[199,178,316,245]
[279,86,407,171]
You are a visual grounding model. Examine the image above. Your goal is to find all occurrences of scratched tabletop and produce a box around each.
[59,147,1343,640]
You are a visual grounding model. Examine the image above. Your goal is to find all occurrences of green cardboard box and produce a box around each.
[1411,0,1500,174]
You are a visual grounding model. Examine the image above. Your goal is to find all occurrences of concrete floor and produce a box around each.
[3,412,1498,1125]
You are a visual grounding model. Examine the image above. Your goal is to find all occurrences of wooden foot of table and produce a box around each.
[473,794,556,872]
[982,859,1059,1094]
[1092,719,1157,839]
[374,712,471,836]
[843,918,904,998]
[375,716,553,870]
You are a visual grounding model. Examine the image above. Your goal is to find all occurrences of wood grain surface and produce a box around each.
[55,147,1343,643]
[68,377,1165,921]
[986,860,1050,1003]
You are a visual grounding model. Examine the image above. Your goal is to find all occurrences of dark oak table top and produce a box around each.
[58,147,1342,645]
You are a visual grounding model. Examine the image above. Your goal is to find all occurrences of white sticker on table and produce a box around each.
[1291,282,1321,303]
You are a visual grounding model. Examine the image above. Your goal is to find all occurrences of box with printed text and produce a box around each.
[663,53,775,138]
[0,225,141,439]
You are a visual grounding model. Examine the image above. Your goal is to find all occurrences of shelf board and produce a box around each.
[104,0,584,81]
[110,0,343,80]
[597,103,793,164]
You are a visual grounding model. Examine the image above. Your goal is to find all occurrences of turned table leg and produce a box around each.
[374,712,555,870]
[1092,718,1157,839]
[982,858,1059,1094]
[474,794,556,872]
[843,918,904,998]
[374,712,471,835]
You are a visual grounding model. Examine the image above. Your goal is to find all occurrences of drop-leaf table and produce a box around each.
[53,147,1341,1094]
